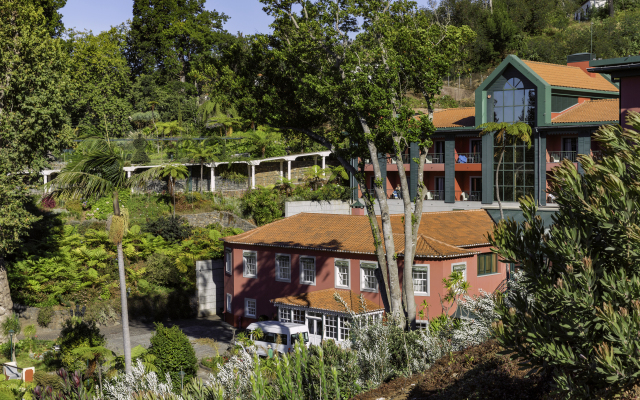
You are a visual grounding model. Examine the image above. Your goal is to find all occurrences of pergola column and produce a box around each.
[251,164,256,189]
[321,156,326,177]
[211,164,215,192]
[279,161,283,178]
[287,160,292,180]
[43,173,48,194]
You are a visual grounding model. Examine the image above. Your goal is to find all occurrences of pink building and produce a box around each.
[221,210,504,343]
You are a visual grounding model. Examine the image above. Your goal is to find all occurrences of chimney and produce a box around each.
[567,53,597,77]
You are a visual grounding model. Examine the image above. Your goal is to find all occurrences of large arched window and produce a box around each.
[492,77,536,202]
[493,78,536,123]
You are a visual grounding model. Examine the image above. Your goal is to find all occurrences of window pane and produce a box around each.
[363,268,377,290]
[503,106,514,122]
[526,89,536,106]
[325,316,337,339]
[504,90,514,106]
[293,309,305,324]
[301,258,315,284]
[515,89,525,106]
[412,269,428,293]
[493,91,503,107]
[494,108,503,123]
[279,308,291,322]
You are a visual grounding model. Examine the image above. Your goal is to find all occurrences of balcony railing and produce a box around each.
[456,190,481,201]
[366,153,444,164]
[425,190,444,200]
[548,151,577,163]
[425,153,444,164]
[455,152,481,164]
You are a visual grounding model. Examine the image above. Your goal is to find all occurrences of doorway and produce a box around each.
[307,316,323,346]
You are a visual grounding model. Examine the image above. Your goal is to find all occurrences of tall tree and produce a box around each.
[126,0,229,83]
[47,138,134,374]
[257,0,474,327]
[33,0,67,38]
[0,1,73,264]
[68,26,133,138]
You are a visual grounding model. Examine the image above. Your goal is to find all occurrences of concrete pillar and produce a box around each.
[287,160,292,180]
[251,164,256,189]
[321,156,326,170]
[43,173,48,194]
[444,136,455,203]
[211,164,215,192]
[280,161,283,178]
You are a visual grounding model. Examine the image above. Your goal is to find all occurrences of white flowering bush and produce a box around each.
[349,313,395,386]
[103,360,176,400]
[206,345,255,399]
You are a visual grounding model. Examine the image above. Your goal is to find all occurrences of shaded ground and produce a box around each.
[30,315,234,361]
[351,341,556,400]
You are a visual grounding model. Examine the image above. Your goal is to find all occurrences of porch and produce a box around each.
[271,289,384,345]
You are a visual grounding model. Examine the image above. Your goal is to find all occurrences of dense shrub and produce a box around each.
[148,323,197,384]
[41,195,56,209]
[1,313,20,338]
[131,134,151,164]
[491,116,640,398]
[58,318,106,370]
[37,307,54,327]
[142,216,192,242]
[240,188,283,226]
[33,371,64,391]
[143,253,180,287]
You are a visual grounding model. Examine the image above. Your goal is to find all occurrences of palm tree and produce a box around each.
[46,137,134,374]
[303,165,325,190]
[185,141,215,193]
[478,121,532,219]
[133,163,189,217]
[244,127,281,158]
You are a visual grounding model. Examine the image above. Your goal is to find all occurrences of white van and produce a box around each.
[246,321,310,356]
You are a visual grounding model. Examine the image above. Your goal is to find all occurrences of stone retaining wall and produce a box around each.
[181,211,256,231]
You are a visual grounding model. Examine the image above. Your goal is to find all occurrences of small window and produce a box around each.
[413,265,429,295]
[225,249,232,275]
[325,315,338,339]
[279,307,291,323]
[243,251,257,278]
[293,309,305,324]
[416,320,429,330]
[226,293,232,313]
[339,317,351,341]
[477,254,498,276]
[245,298,256,318]
[300,257,316,285]
[276,254,291,282]
[361,262,378,292]
[335,259,350,288]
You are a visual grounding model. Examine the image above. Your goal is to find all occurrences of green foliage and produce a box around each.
[37,307,55,328]
[142,216,192,243]
[219,170,248,184]
[243,126,283,158]
[33,371,63,391]
[148,323,197,384]
[491,113,640,398]
[132,135,151,164]
[436,95,459,109]
[143,253,180,287]
[58,318,106,371]
[240,188,283,226]
[1,314,20,339]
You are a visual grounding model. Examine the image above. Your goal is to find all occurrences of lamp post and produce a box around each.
[8,329,14,362]
[179,370,185,392]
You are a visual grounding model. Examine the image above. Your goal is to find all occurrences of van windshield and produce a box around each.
[292,332,309,344]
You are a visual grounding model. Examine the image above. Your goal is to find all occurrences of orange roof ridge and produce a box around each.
[434,107,475,113]
[522,59,589,69]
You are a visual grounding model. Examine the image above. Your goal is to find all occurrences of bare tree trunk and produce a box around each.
[112,191,132,374]
[609,0,614,16]
[0,259,13,341]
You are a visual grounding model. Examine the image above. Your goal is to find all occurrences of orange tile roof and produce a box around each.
[523,60,618,92]
[224,211,493,258]
[386,209,495,247]
[271,289,384,315]
[551,99,619,124]
[432,107,476,128]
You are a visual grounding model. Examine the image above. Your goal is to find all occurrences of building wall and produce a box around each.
[621,76,640,128]
[223,243,506,328]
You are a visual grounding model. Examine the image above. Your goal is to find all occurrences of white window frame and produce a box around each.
[451,261,468,280]
[325,315,338,339]
[225,249,232,275]
[335,259,350,289]
[360,262,378,292]
[412,264,430,296]
[279,307,291,322]
[243,251,257,278]
[339,316,351,341]
[226,293,232,313]
[293,309,305,324]
[275,253,291,282]
[299,256,316,285]
[245,298,257,318]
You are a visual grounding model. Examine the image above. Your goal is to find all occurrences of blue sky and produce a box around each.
[61,0,436,35]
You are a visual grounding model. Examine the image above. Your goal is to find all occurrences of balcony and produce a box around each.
[548,151,577,163]
[455,153,481,164]
[455,190,481,201]
[425,189,444,200]
[425,153,444,164]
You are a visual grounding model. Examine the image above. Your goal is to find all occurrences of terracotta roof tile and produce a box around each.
[523,60,618,92]
[386,209,494,247]
[271,289,384,315]
[552,99,619,124]
[224,210,494,258]
[432,107,476,128]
